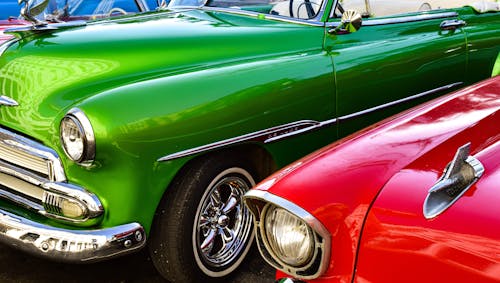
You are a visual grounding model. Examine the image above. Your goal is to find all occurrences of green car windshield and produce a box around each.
[168,0,325,19]
[38,0,145,20]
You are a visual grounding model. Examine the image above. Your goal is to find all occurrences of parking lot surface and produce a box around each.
[0,243,274,283]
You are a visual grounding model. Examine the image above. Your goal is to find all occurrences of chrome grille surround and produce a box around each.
[0,127,103,225]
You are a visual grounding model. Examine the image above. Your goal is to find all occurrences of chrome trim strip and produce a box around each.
[244,189,331,279]
[158,82,462,162]
[326,11,458,28]
[157,120,320,162]
[0,208,145,262]
[363,11,458,26]
[268,82,463,142]
[338,82,463,121]
[0,95,19,107]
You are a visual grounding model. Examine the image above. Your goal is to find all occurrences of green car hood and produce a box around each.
[0,9,323,141]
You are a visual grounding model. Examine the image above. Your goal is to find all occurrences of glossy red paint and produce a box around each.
[251,76,500,282]
[355,102,500,280]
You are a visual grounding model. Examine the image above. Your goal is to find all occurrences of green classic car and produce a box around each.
[0,0,498,281]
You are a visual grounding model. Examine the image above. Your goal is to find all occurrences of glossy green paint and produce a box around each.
[458,8,500,82]
[326,7,499,136]
[0,9,335,231]
[0,4,498,236]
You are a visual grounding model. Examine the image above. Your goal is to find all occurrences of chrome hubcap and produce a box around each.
[194,173,254,269]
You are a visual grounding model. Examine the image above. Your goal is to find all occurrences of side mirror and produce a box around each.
[329,9,362,34]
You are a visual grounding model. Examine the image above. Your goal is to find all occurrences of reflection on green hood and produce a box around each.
[0,9,322,143]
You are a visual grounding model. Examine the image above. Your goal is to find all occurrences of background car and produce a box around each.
[0,0,498,282]
[0,1,20,19]
[244,75,500,283]
[0,0,157,44]
[0,0,158,20]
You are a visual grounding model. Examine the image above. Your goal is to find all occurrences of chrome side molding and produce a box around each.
[157,120,321,162]
[158,82,462,162]
[423,143,484,219]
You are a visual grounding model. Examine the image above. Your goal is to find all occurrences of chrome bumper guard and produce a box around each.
[0,208,145,262]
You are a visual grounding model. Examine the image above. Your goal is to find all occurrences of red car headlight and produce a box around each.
[263,205,315,267]
[244,190,331,280]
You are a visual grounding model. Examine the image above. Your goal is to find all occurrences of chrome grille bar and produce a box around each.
[0,142,48,176]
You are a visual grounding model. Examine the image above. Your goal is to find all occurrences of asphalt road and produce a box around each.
[0,243,275,283]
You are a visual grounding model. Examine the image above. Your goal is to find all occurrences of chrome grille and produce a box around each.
[0,127,103,224]
[0,127,66,182]
[0,141,48,176]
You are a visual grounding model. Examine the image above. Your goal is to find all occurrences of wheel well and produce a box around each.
[185,144,277,182]
[154,144,278,226]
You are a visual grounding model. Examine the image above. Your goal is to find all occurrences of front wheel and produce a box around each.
[149,155,258,282]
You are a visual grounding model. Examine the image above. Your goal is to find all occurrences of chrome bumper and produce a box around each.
[0,208,145,262]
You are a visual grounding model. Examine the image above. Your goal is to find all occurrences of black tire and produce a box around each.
[149,153,259,282]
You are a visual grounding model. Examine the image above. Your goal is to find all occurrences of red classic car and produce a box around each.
[244,75,500,283]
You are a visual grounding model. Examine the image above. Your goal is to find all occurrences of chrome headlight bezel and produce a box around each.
[60,108,95,165]
[244,190,331,280]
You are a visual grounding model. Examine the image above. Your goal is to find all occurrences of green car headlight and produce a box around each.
[263,205,315,267]
[60,108,95,164]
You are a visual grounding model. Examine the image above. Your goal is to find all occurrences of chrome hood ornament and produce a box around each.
[0,96,19,107]
[19,0,50,27]
[423,143,484,219]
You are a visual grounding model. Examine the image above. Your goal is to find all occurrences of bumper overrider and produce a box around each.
[0,126,145,261]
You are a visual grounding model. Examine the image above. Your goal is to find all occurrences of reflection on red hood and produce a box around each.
[0,18,29,44]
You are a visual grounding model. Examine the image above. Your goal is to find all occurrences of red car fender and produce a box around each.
[252,77,500,282]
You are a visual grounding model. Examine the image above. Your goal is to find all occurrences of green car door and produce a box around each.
[327,1,470,137]
[458,7,500,84]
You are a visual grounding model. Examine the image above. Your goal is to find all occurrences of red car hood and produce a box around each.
[0,18,29,44]
[354,88,500,281]
[253,77,500,282]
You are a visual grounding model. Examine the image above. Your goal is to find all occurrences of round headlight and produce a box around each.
[60,108,95,164]
[263,205,314,267]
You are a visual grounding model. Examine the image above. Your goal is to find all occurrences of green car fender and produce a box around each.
[70,47,336,233]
